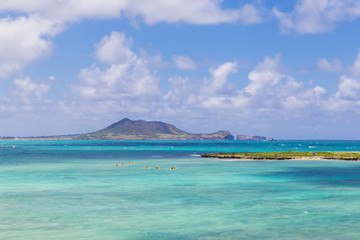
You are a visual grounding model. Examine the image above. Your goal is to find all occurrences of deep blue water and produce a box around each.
[1,140,360,239]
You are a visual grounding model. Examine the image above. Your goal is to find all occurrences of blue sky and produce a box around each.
[1,0,360,139]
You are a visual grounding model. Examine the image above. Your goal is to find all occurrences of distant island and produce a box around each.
[74,118,235,140]
[1,118,273,141]
[236,135,266,141]
[201,151,360,161]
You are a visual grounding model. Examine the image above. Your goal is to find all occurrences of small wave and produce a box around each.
[308,146,316,148]
[189,154,201,157]
[173,184,196,187]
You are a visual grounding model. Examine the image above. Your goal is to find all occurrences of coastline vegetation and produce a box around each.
[201,151,360,161]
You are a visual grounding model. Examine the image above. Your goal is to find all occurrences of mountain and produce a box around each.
[77,118,234,140]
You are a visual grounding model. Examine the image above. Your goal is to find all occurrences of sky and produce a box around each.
[1,0,360,140]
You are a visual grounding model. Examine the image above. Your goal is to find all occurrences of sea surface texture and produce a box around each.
[1,140,360,240]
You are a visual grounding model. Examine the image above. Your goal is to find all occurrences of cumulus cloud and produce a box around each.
[162,76,198,117]
[198,55,330,113]
[324,52,360,111]
[0,0,262,25]
[13,77,50,99]
[73,32,160,100]
[238,4,263,24]
[0,31,163,135]
[239,56,319,110]
[126,0,238,25]
[10,76,52,114]
[244,54,284,96]
[336,75,360,100]
[199,64,237,109]
[0,0,125,22]
[317,58,342,72]
[198,61,240,110]
[75,63,160,99]
[96,32,135,64]
[274,0,360,34]
[0,0,262,79]
[164,55,326,112]
[313,85,327,98]
[172,55,197,70]
[202,61,237,95]
[0,15,62,78]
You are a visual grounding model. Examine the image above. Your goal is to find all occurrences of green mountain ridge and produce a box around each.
[77,118,234,140]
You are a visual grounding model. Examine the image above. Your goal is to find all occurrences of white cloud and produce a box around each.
[314,85,327,98]
[11,76,52,113]
[321,51,360,112]
[286,85,326,110]
[0,0,126,22]
[195,55,328,112]
[75,63,160,99]
[202,61,237,96]
[164,77,193,103]
[96,32,135,64]
[165,55,314,111]
[0,1,262,79]
[172,55,197,70]
[283,95,306,109]
[123,1,261,25]
[163,61,242,111]
[244,54,284,96]
[73,32,160,100]
[238,4,263,24]
[0,0,262,25]
[317,58,342,72]
[0,15,62,78]
[337,75,360,100]
[13,77,50,100]
[162,76,198,116]
[274,0,360,34]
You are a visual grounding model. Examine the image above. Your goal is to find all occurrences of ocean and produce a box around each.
[1,140,360,239]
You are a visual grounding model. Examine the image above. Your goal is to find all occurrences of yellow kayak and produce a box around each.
[115,163,129,167]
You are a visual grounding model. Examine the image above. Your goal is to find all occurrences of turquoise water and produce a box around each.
[1,140,360,239]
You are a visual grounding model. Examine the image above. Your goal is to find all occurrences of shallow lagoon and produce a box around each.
[1,140,360,239]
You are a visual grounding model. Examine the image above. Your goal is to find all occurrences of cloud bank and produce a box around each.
[274,0,360,34]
